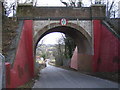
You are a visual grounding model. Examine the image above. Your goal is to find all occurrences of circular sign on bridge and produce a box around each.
[60,18,68,26]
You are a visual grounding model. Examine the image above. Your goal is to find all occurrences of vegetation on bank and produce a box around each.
[2,17,18,61]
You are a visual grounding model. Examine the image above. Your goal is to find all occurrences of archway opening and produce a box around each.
[34,25,93,72]
[35,32,76,69]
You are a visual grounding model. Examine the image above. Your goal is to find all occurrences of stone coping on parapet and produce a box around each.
[91,4,106,7]
[18,3,33,6]
[17,5,106,20]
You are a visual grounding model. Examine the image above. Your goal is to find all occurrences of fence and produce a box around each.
[0,53,6,89]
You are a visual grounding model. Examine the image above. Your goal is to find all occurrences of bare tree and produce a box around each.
[106,1,114,18]
[90,0,119,18]
[33,0,38,6]
[60,0,83,7]
[77,0,82,7]
[3,0,17,16]
[69,0,76,7]
[60,0,68,7]
[3,0,37,17]
[89,0,93,5]
[105,0,120,18]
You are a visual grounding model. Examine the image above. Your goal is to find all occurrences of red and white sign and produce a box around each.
[60,18,68,26]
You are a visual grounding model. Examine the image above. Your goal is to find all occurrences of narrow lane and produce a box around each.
[33,62,119,88]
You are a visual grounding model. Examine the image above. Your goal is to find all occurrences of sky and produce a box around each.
[16,0,91,6]
[36,0,91,7]
[38,32,65,45]
[8,0,119,6]
[7,0,120,45]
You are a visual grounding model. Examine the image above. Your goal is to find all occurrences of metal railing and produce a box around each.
[0,53,6,89]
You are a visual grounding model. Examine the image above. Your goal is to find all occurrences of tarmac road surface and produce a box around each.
[33,61,119,89]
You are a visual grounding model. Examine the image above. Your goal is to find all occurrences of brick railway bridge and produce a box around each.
[1,2,120,88]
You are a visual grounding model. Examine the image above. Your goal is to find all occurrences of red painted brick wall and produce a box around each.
[93,20,120,72]
[6,20,34,88]
[71,20,120,72]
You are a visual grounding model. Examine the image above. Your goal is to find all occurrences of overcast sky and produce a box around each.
[36,0,91,7]
[38,32,65,45]
[8,0,120,6]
